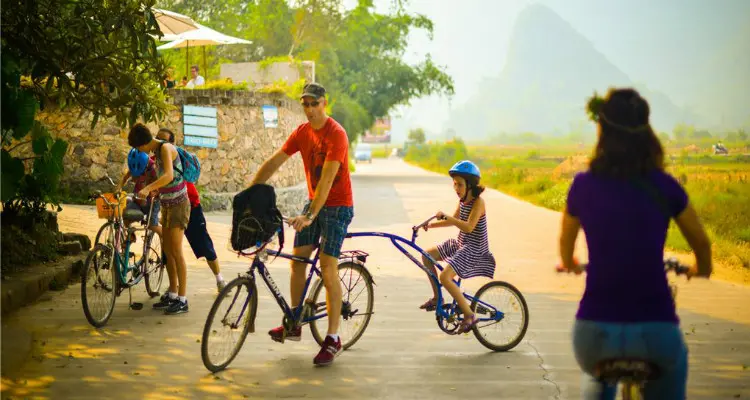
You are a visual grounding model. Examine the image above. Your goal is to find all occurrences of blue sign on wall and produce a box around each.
[262,105,279,128]
[183,105,218,148]
[184,136,218,148]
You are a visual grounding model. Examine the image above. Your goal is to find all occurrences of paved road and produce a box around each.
[2,159,749,399]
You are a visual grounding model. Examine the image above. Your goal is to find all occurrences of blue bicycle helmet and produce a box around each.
[127,148,149,177]
[448,160,480,179]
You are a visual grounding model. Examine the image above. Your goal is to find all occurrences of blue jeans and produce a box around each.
[573,319,688,399]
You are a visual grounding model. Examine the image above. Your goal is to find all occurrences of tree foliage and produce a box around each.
[2,0,170,128]
[1,0,170,214]
[408,128,426,144]
[157,0,454,141]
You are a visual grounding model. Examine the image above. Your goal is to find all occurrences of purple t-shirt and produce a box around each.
[567,170,689,323]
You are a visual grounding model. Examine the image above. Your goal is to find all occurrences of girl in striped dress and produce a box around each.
[419,160,496,333]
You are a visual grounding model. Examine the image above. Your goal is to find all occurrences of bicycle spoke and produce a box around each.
[309,262,374,350]
[471,281,529,352]
[202,279,255,372]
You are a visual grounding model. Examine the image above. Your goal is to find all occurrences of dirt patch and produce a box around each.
[551,155,589,179]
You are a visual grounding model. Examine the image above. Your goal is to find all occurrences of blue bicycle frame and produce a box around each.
[247,247,330,325]
[345,222,504,324]
[109,223,143,287]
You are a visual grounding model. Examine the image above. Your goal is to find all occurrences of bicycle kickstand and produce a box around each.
[129,287,144,310]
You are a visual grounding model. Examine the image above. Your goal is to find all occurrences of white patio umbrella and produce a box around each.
[152,8,199,37]
[157,23,252,78]
[157,23,252,49]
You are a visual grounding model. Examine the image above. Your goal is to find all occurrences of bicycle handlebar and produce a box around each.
[412,214,448,232]
[412,216,437,232]
[556,257,691,276]
[89,178,157,206]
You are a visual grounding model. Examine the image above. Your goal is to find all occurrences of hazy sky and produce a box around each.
[354,0,750,141]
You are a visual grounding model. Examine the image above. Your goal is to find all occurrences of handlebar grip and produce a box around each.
[555,263,586,274]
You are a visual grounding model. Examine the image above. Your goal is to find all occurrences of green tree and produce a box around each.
[690,129,712,139]
[157,0,293,66]
[408,128,426,144]
[673,124,693,141]
[325,0,453,140]
[2,0,170,213]
[158,0,454,142]
[2,0,169,127]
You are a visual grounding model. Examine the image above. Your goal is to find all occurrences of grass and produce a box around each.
[371,146,389,159]
[405,140,750,284]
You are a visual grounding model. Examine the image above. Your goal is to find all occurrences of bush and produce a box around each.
[537,181,571,211]
[404,139,469,172]
[175,80,250,91]
[1,210,60,272]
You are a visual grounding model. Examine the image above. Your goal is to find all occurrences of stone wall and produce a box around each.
[30,90,308,204]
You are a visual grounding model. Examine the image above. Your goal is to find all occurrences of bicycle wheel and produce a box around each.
[143,231,165,297]
[309,262,375,350]
[470,280,529,351]
[201,277,258,373]
[94,221,115,247]
[81,244,118,328]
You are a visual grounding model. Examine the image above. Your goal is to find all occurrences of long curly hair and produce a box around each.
[586,88,664,178]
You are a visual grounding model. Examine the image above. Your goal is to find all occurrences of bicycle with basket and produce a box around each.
[81,176,166,327]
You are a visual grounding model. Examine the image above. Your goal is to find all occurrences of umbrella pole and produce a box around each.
[203,47,207,80]
[186,43,190,78]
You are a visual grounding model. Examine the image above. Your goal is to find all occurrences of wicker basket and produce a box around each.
[96,192,127,219]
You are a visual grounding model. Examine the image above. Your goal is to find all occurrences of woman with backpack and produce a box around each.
[128,123,191,315]
[157,128,227,294]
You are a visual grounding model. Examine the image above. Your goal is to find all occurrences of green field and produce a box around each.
[405,140,750,284]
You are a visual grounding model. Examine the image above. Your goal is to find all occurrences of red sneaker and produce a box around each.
[268,325,301,343]
[313,335,342,366]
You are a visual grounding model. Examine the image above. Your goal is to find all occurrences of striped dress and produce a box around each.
[156,143,188,207]
[437,199,496,279]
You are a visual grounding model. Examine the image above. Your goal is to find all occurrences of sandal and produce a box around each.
[419,298,437,312]
[457,314,478,334]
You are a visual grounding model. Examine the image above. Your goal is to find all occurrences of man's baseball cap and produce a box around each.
[300,82,326,99]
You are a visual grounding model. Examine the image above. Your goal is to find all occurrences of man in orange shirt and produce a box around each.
[250,82,354,366]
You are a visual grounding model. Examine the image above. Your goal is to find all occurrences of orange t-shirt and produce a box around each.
[281,117,353,207]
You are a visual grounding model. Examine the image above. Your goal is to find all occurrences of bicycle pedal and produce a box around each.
[130,302,144,310]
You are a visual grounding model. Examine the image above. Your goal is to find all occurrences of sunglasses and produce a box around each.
[302,101,320,108]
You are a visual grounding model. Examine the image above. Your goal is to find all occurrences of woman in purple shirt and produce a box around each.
[558,88,712,399]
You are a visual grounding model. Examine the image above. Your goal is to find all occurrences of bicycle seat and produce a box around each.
[594,358,660,382]
[123,208,145,222]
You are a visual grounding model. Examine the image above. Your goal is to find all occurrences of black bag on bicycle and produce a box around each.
[230,183,284,253]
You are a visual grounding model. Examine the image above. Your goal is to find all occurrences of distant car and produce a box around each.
[354,143,372,163]
[390,148,405,158]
